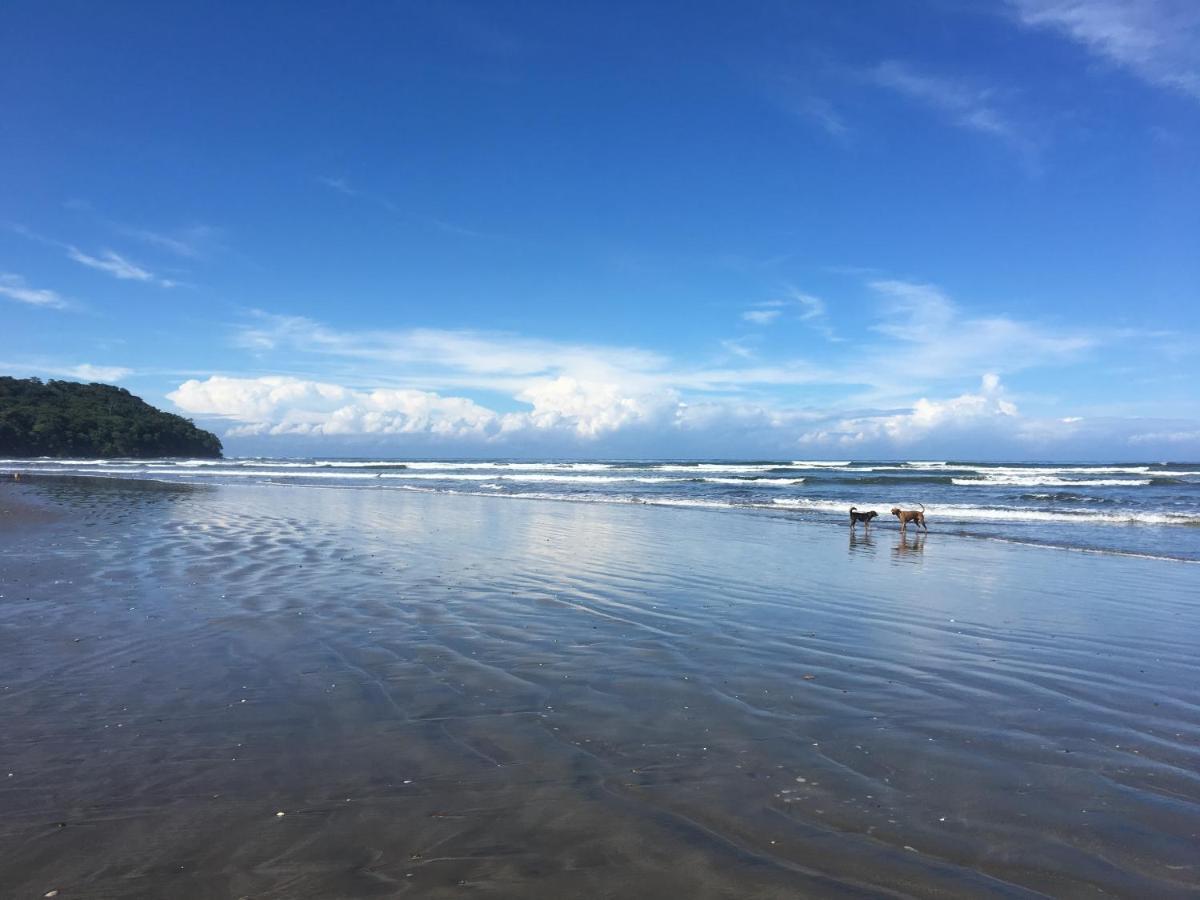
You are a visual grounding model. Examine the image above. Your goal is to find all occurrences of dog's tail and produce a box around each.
[850,506,857,513]
[919,502,925,511]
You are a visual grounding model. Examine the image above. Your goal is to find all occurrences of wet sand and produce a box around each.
[1,477,1198,898]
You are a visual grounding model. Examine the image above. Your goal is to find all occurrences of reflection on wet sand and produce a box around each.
[2,480,1198,899]
[892,531,927,561]
[847,528,875,555]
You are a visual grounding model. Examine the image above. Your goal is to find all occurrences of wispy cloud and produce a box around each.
[318,175,373,202]
[864,279,1094,389]
[868,61,1036,160]
[67,247,162,284]
[236,311,669,392]
[159,271,1171,452]
[116,223,218,259]
[0,360,132,381]
[719,337,758,360]
[788,288,841,342]
[318,175,496,239]
[795,95,850,140]
[0,273,70,309]
[60,201,222,259]
[743,308,782,325]
[67,246,180,288]
[1011,0,1200,99]
[8,224,179,287]
[67,363,134,381]
[234,280,1106,406]
[742,288,841,341]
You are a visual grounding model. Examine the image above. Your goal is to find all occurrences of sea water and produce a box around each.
[4,457,1199,560]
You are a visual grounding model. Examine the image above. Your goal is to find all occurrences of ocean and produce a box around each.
[5,457,1200,561]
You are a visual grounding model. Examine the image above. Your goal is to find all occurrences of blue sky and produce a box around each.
[2,0,1198,459]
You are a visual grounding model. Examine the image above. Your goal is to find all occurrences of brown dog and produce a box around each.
[891,503,928,532]
[849,506,878,528]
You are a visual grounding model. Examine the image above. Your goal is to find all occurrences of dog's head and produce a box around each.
[865,510,878,521]
[891,507,902,517]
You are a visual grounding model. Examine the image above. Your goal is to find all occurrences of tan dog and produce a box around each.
[891,503,927,532]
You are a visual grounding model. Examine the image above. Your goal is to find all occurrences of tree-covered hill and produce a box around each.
[0,377,222,458]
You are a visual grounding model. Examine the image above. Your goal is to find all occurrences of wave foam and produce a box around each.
[769,498,1199,526]
[952,476,1151,487]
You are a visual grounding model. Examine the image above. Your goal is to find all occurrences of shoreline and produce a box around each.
[5,469,1199,564]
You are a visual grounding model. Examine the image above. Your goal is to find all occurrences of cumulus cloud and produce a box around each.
[161,278,1183,454]
[799,374,1019,446]
[510,376,681,437]
[169,376,499,439]
[168,373,681,441]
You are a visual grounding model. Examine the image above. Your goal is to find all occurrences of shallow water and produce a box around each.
[1,479,1198,898]
[5,457,1200,562]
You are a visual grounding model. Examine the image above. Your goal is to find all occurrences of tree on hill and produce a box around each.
[0,377,222,458]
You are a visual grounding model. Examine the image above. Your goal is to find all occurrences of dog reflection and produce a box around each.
[892,531,926,560]
[848,528,875,554]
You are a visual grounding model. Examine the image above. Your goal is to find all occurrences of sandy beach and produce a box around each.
[1,476,1197,898]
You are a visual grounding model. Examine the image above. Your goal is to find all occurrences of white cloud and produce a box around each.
[234,312,669,391]
[239,288,1088,409]
[865,279,1094,388]
[800,374,1019,446]
[318,176,493,238]
[0,273,69,309]
[868,61,1035,160]
[118,223,218,259]
[0,360,133,382]
[795,96,850,139]
[1128,429,1200,444]
[792,291,826,321]
[68,364,134,382]
[172,277,1172,453]
[1011,0,1200,99]
[169,373,681,441]
[719,337,757,360]
[318,175,360,197]
[740,288,840,341]
[67,247,175,286]
[743,308,782,325]
[8,224,182,286]
[509,376,680,437]
[787,287,841,342]
[169,376,499,439]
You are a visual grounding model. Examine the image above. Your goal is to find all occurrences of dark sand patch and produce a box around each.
[1,480,1197,898]
[0,480,65,530]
